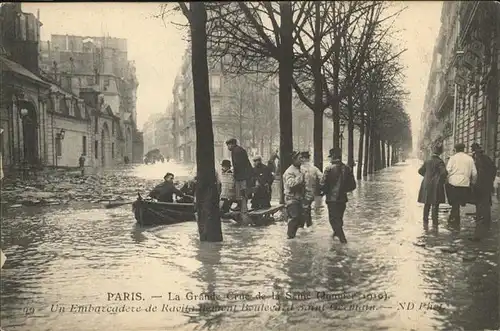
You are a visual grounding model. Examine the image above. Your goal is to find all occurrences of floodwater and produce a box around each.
[1,160,498,331]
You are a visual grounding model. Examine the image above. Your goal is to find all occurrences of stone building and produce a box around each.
[0,3,140,175]
[420,2,499,165]
[0,3,51,170]
[171,49,281,165]
[39,33,143,164]
[142,108,174,159]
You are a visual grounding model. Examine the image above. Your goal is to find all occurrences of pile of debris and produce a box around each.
[1,170,158,207]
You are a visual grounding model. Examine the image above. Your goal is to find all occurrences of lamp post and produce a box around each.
[19,108,29,118]
[54,129,65,167]
[340,121,346,152]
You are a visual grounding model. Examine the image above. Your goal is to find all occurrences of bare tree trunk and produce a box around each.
[381,140,386,169]
[363,114,370,177]
[368,128,375,174]
[239,111,243,145]
[375,134,381,171]
[312,1,324,171]
[313,110,324,171]
[278,2,294,204]
[190,2,222,242]
[347,93,355,168]
[260,136,264,157]
[386,143,390,167]
[357,110,365,180]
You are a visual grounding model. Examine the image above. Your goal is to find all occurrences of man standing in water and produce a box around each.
[320,148,356,243]
[470,143,496,241]
[283,151,305,239]
[445,143,477,226]
[226,138,254,224]
[300,151,322,228]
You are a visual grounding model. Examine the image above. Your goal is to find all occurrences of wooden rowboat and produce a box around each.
[132,195,196,226]
[132,194,285,227]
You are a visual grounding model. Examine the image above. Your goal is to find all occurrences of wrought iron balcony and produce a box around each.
[434,81,455,118]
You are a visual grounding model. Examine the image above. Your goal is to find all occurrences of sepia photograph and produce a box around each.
[0,1,499,330]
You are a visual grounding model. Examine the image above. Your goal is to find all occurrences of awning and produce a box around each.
[0,55,48,85]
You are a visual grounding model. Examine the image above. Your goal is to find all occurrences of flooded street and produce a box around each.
[1,161,498,331]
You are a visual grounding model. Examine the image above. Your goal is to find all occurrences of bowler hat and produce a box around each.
[328,148,341,158]
[471,143,482,152]
[221,159,231,167]
[454,143,465,152]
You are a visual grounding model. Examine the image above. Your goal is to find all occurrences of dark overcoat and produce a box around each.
[417,155,448,204]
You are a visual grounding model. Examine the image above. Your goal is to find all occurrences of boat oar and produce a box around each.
[105,200,134,209]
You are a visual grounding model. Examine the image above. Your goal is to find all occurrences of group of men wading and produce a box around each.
[148,138,357,242]
[283,147,357,241]
[418,142,497,241]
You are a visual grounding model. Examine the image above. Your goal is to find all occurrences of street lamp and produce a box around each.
[56,129,65,140]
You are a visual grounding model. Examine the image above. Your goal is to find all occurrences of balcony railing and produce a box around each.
[434,80,455,118]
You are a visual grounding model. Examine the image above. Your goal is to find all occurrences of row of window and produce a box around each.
[54,135,116,159]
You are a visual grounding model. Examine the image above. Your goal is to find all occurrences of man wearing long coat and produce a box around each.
[418,144,447,226]
[470,143,497,240]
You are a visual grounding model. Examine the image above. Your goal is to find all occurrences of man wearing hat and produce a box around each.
[320,147,356,243]
[445,143,477,225]
[300,151,322,228]
[226,138,254,224]
[470,143,496,240]
[251,155,274,210]
[149,172,187,203]
[283,151,306,239]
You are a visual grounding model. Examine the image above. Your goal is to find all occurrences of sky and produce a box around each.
[22,2,442,147]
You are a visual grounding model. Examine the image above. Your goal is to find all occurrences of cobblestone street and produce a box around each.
[0,160,498,331]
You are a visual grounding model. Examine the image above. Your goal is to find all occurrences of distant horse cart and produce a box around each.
[143,149,165,164]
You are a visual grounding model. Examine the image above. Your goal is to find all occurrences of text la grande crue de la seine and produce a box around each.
[106,290,389,302]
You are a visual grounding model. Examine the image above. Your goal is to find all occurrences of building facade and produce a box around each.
[171,50,282,165]
[143,109,174,159]
[420,2,499,166]
[0,3,141,175]
[39,33,143,164]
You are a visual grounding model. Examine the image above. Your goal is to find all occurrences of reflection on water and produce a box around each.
[0,161,498,330]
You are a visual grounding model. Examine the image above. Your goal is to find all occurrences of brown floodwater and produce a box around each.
[1,161,498,331]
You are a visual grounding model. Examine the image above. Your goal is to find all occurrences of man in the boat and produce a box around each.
[251,155,274,210]
[149,172,187,203]
[226,138,254,224]
[219,159,236,213]
[178,176,196,203]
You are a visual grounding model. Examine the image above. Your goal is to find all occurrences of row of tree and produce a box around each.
[170,2,413,242]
